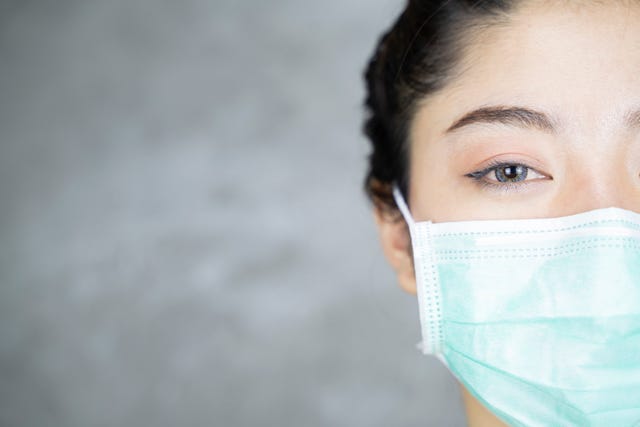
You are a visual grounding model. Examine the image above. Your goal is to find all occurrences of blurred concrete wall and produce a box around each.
[0,1,465,426]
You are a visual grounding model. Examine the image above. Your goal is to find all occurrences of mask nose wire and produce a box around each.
[392,184,416,227]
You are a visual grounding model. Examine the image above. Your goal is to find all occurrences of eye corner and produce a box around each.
[465,170,487,180]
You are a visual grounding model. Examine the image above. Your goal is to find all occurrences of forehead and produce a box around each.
[412,1,640,138]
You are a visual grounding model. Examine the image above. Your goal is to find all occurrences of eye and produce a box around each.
[492,164,528,183]
[466,161,549,187]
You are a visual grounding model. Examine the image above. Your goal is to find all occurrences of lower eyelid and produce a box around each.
[476,180,542,194]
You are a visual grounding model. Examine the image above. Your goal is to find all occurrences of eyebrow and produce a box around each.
[625,108,640,129]
[445,106,557,134]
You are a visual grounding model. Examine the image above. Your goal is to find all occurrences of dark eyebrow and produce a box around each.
[624,108,640,129]
[446,106,557,134]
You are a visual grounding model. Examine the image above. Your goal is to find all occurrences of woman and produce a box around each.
[362,1,640,426]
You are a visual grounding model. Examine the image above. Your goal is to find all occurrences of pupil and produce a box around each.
[497,165,527,182]
[504,166,519,179]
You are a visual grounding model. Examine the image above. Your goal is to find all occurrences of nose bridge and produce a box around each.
[560,154,639,215]
[582,180,630,210]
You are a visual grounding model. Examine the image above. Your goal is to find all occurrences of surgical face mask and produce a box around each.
[393,187,640,427]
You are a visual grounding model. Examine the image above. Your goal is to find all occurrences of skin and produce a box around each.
[375,1,640,426]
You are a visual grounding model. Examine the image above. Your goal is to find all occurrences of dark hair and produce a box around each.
[362,0,516,216]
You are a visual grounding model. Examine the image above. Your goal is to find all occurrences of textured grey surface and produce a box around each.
[0,1,465,426]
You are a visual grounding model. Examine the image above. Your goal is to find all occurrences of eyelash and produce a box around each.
[465,160,544,190]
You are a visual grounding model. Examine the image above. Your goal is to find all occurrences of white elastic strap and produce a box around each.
[392,185,415,227]
[392,185,442,355]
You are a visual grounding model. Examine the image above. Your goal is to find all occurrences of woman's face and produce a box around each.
[376,2,640,299]
[409,1,640,224]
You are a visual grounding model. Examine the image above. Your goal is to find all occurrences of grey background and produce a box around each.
[0,1,465,426]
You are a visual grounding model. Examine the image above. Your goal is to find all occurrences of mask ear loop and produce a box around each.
[392,185,416,229]
[392,185,444,355]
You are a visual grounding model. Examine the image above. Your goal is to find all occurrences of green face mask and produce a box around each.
[393,187,640,427]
